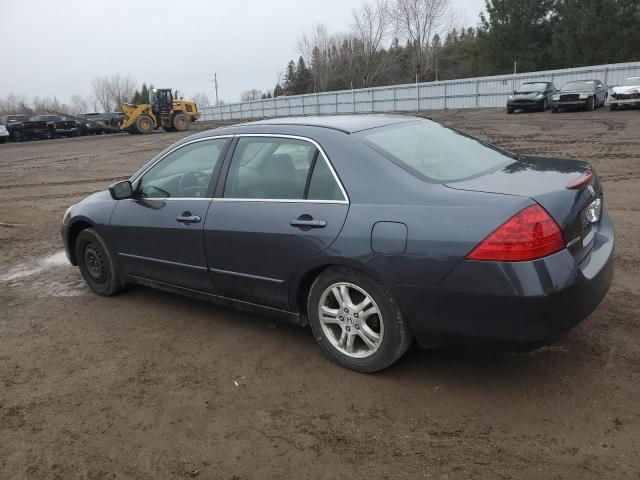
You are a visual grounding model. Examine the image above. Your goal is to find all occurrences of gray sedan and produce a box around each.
[61,115,614,372]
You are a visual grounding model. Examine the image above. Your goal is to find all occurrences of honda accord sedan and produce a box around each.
[61,115,614,372]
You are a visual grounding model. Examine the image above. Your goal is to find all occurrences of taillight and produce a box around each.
[467,204,564,262]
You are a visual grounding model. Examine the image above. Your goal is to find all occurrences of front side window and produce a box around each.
[224,136,345,201]
[356,120,514,183]
[138,138,227,198]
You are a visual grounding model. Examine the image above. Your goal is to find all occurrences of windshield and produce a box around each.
[355,120,514,183]
[516,83,547,93]
[562,81,595,92]
[622,77,640,86]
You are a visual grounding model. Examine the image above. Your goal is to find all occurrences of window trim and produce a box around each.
[129,135,233,200]
[217,133,349,205]
[127,133,349,204]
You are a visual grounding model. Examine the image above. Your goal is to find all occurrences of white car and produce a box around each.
[0,123,9,144]
[609,76,640,110]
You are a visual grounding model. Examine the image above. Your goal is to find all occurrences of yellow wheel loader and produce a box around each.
[120,88,200,134]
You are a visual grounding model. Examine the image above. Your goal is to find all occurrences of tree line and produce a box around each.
[262,0,639,98]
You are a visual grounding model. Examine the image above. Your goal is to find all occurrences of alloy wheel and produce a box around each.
[318,282,384,358]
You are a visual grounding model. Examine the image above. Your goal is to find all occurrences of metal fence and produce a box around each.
[200,61,640,121]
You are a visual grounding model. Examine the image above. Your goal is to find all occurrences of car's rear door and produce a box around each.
[108,137,230,292]
[204,134,349,311]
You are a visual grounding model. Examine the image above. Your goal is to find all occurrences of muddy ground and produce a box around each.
[1,108,639,479]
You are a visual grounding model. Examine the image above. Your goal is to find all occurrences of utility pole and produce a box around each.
[214,73,219,105]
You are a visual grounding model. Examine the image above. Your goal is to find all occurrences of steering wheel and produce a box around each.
[178,170,209,197]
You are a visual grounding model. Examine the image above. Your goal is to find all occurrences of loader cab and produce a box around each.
[149,88,173,115]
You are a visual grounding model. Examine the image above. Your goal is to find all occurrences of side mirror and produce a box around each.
[109,180,133,200]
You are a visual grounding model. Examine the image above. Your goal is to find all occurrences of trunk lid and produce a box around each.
[446,156,603,262]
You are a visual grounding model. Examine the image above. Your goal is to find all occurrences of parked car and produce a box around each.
[0,123,8,143]
[31,115,80,138]
[507,81,556,113]
[77,113,109,135]
[0,115,49,141]
[551,80,608,112]
[61,115,614,372]
[608,76,640,110]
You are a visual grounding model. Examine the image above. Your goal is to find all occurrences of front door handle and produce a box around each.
[176,211,201,224]
[290,215,327,229]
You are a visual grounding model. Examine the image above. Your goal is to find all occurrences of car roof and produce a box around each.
[236,114,421,134]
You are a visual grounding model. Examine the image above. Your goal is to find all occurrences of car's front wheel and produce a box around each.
[75,228,125,296]
[308,267,412,372]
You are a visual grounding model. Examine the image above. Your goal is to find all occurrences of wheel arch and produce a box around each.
[66,219,95,265]
[290,257,383,323]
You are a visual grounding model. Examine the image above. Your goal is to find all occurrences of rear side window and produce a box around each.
[224,136,345,201]
[355,120,514,183]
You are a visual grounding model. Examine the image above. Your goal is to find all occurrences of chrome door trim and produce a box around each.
[228,133,350,204]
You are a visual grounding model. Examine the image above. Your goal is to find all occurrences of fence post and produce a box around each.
[317,94,320,115]
[335,92,338,114]
[392,87,397,111]
[475,80,479,108]
[444,83,447,109]
[352,89,356,113]
[288,97,291,116]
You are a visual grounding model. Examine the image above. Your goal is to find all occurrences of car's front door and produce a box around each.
[109,137,230,292]
[204,135,349,311]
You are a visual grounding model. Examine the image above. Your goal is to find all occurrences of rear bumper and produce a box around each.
[389,209,614,349]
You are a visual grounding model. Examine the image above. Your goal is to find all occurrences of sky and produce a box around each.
[0,0,485,105]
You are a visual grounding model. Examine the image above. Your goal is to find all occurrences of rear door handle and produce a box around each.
[176,211,201,224]
[290,216,327,228]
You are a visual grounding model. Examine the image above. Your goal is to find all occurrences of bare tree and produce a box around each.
[350,0,392,87]
[298,24,342,92]
[240,89,264,102]
[390,0,450,81]
[106,74,136,108]
[191,92,210,107]
[33,96,69,114]
[70,94,90,113]
[91,74,136,112]
[92,77,113,112]
[0,93,32,114]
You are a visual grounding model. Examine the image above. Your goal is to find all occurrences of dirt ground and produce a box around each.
[1,108,639,479]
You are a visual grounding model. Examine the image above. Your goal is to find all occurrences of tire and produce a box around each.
[307,267,412,372]
[0,137,7,144]
[134,114,154,134]
[541,99,548,112]
[75,228,125,296]
[587,97,595,111]
[610,103,617,111]
[552,106,558,113]
[507,108,514,114]
[12,131,22,142]
[172,113,190,131]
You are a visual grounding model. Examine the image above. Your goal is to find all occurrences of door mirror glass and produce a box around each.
[109,180,133,200]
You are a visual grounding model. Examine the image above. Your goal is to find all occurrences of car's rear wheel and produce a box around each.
[610,103,618,111]
[307,267,412,372]
[12,131,22,142]
[75,228,125,296]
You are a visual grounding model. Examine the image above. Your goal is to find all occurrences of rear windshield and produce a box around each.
[355,120,514,183]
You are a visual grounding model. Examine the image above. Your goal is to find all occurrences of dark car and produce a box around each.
[507,81,556,113]
[61,115,614,372]
[77,113,109,135]
[32,115,81,138]
[552,80,608,112]
[0,115,50,141]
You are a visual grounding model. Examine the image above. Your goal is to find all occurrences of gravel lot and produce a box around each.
[1,108,639,479]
